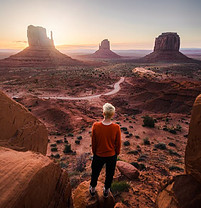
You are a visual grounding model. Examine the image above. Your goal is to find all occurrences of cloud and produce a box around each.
[13,41,27,44]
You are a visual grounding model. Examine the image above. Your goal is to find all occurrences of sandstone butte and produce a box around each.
[156,94,201,208]
[88,39,121,59]
[0,25,81,67]
[0,90,73,208]
[140,32,193,63]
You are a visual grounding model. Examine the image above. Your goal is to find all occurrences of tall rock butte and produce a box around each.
[0,25,81,67]
[141,32,191,62]
[27,25,54,48]
[89,39,121,59]
[0,90,73,208]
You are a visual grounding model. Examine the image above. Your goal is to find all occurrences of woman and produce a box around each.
[90,103,121,198]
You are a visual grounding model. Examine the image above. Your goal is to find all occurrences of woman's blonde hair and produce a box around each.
[103,103,115,118]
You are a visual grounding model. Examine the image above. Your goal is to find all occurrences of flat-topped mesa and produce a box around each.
[154,32,180,52]
[27,25,54,48]
[140,32,192,63]
[99,39,110,50]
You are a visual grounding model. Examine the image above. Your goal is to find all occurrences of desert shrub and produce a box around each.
[130,162,146,170]
[142,115,155,128]
[135,135,140,139]
[51,147,58,152]
[143,137,150,145]
[60,162,68,169]
[137,154,147,162]
[176,124,182,131]
[64,138,68,143]
[154,143,166,150]
[51,153,60,159]
[111,181,130,194]
[63,144,72,154]
[168,142,176,147]
[56,139,63,144]
[50,143,57,147]
[127,150,138,155]
[68,133,74,137]
[121,127,128,131]
[77,136,82,140]
[123,141,130,146]
[169,149,181,157]
[129,126,133,128]
[74,153,87,172]
[75,140,80,145]
[168,129,177,134]
[124,131,129,135]
[169,166,184,171]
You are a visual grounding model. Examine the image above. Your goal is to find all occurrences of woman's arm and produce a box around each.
[115,126,121,155]
[91,123,96,155]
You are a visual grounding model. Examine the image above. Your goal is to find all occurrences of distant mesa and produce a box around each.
[87,39,121,59]
[140,32,192,62]
[0,25,81,67]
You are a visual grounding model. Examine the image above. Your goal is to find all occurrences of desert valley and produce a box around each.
[0,22,201,208]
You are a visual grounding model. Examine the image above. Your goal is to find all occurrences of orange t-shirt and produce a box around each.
[91,121,121,157]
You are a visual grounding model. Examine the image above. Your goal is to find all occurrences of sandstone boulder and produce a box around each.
[0,90,48,155]
[156,175,201,208]
[0,147,73,208]
[116,161,139,180]
[185,94,201,183]
[73,181,115,208]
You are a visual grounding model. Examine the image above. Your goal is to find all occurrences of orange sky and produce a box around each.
[0,0,201,50]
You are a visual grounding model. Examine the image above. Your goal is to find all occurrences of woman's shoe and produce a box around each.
[89,185,96,197]
[103,187,110,198]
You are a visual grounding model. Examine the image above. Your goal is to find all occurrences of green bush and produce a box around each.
[143,138,150,145]
[63,144,72,154]
[51,147,58,152]
[154,143,166,150]
[130,162,146,170]
[123,141,130,146]
[142,115,155,128]
[111,181,130,193]
[169,149,181,157]
[169,166,184,171]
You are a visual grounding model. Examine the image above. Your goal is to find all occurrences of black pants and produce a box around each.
[90,154,117,189]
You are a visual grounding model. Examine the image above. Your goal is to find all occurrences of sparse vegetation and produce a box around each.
[154,143,167,150]
[63,144,72,153]
[124,141,130,146]
[130,162,146,170]
[143,137,150,145]
[169,165,184,171]
[142,115,155,128]
[111,181,130,194]
[74,153,87,172]
[51,147,58,152]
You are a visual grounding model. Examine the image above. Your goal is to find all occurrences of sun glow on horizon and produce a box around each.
[0,0,201,50]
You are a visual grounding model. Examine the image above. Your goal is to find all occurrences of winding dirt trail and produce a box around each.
[40,77,125,100]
